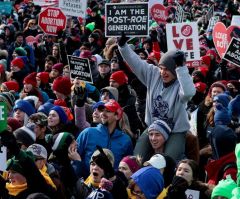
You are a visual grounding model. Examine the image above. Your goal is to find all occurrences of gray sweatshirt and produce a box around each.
[119,44,196,133]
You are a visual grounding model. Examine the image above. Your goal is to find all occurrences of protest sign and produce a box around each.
[0,102,7,133]
[150,4,176,24]
[38,7,67,36]
[0,2,12,15]
[25,36,37,48]
[33,0,58,8]
[231,15,240,26]
[186,189,200,199]
[166,22,200,67]
[207,16,219,32]
[148,0,164,10]
[223,38,240,67]
[213,22,240,58]
[175,1,184,22]
[68,56,93,83]
[0,146,7,172]
[105,3,149,37]
[59,0,87,18]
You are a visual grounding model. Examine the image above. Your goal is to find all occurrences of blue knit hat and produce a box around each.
[38,101,54,116]
[131,166,164,199]
[213,92,231,108]
[148,120,171,141]
[13,99,35,116]
[50,106,68,124]
[214,104,231,125]
[92,101,105,110]
[228,95,240,118]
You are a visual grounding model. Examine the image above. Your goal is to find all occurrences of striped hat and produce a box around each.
[0,92,15,113]
[52,132,74,151]
[148,120,171,141]
[13,126,36,147]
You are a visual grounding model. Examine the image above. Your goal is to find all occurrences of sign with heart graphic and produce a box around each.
[150,4,175,24]
[25,36,37,48]
[213,22,240,58]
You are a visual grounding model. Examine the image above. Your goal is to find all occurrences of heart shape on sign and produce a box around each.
[151,4,175,24]
[213,22,240,58]
[25,36,37,47]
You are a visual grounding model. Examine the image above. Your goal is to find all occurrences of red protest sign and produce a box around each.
[38,7,66,36]
[150,4,175,24]
[213,22,240,58]
[25,36,37,48]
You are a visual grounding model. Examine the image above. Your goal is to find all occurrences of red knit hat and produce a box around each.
[52,76,72,96]
[2,81,19,92]
[52,63,64,74]
[11,57,24,69]
[23,72,37,87]
[201,55,211,67]
[7,117,22,131]
[197,66,209,77]
[110,70,128,86]
[194,82,207,94]
[37,72,49,84]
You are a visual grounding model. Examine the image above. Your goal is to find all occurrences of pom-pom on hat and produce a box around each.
[52,76,72,96]
[110,70,128,86]
[37,72,49,85]
[52,63,64,74]
[50,106,68,124]
[23,72,37,87]
[51,132,74,151]
[2,81,19,92]
[148,120,171,141]
[11,57,24,69]
[13,99,35,116]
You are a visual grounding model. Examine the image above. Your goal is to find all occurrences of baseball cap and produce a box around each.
[143,154,166,170]
[104,99,123,119]
[27,144,48,159]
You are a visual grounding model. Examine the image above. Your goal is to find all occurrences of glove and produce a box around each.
[118,32,129,47]
[92,145,115,179]
[71,85,87,107]
[0,130,20,156]
[167,176,188,199]
[150,30,158,42]
[173,50,186,67]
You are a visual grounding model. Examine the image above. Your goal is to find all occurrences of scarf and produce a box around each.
[40,165,57,190]
[85,175,100,188]
[6,182,27,196]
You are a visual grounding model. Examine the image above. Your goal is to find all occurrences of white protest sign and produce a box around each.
[231,15,240,26]
[0,146,7,171]
[185,189,200,199]
[166,22,201,67]
[207,16,220,32]
[59,0,87,18]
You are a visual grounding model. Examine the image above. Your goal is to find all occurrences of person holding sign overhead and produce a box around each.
[118,32,196,162]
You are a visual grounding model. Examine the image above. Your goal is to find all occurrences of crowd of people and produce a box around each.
[0,0,239,198]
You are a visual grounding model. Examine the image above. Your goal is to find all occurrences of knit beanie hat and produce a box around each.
[110,71,128,86]
[80,50,92,59]
[13,99,35,116]
[213,92,231,108]
[14,47,27,56]
[7,117,22,132]
[13,126,36,147]
[23,72,37,87]
[232,187,240,199]
[37,72,49,85]
[27,144,48,159]
[192,70,205,81]
[85,22,95,32]
[159,50,178,76]
[37,101,54,116]
[208,82,227,96]
[52,63,64,74]
[2,81,19,92]
[197,66,209,77]
[228,95,240,118]
[50,106,68,124]
[131,166,164,199]
[194,82,207,94]
[52,76,72,96]
[121,156,141,173]
[211,176,237,199]
[201,55,211,67]
[51,132,74,151]
[101,86,119,101]
[0,92,15,113]
[11,57,24,69]
[29,112,48,126]
[214,104,231,125]
[148,120,171,141]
